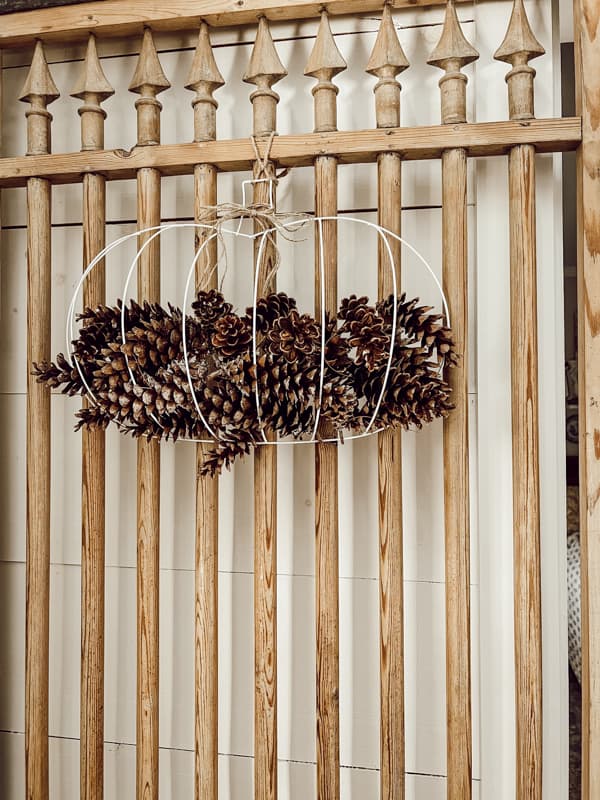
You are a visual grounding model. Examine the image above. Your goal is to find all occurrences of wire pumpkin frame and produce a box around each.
[65,208,451,447]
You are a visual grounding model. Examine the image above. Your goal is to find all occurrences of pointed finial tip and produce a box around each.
[304,8,347,78]
[366,3,409,76]
[243,15,287,85]
[129,27,171,94]
[185,21,225,91]
[427,0,479,69]
[494,0,545,63]
[19,39,60,104]
[71,34,114,101]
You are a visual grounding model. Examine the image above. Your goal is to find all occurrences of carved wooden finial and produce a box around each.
[19,40,59,155]
[494,0,545,120]
[243,16,287,137]
[129,27,171,146]
[304,10,347,133]
[71,34,114,150]
[427,0,479,124]
[185,22,224,142]
[366,3,409,129]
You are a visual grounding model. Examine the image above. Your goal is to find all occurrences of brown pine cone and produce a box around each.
[211,314,252,358]
[33,353,85,396]
[247,292,298,334]
[267,310,320,363]
[193,290,234,331]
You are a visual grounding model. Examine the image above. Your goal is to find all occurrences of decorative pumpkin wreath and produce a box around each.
[34,288,456,475]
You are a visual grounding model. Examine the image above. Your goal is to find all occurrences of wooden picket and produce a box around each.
[2,1,597,798]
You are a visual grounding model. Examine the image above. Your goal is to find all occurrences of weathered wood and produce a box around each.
[429,4,476,797]
[368,7,406,798]
[20,40,57,800]
[0,0,491,48]
[0,118,581,188]
[573,1,600,797]
[73,33,113,800]
[246,17,282,800]
[496,2,544,796]
[187,22,222,800]
[308,12,343,797]
[131,29,166,800]
[441,146,472,800]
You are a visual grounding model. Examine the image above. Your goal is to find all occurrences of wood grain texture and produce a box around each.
[429,6,475,795]
[189,24,221,799]
[249,20,282,799]
[315,155,340,800]
[80,172,107,800]
[22,40,56,800]
[573,0,600,796]
[133,42,164,791]
[370,10,405,795]
[0,0,487,47]
[25,175,51,800]
[76,36,112,800]
[509,142,542,800]
[377,154,404,800]
[0,118,581,188]
[497,3,543,793]
[442,146,472,800]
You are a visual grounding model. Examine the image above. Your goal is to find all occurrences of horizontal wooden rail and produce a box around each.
[0,0,479,48]
[0,117,580,188]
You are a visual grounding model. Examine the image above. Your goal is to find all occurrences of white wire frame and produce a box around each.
[66,214,450,446]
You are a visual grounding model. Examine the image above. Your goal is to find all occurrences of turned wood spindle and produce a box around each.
[494,2,544,798]
[428,3,477,798]
[305,11,346,799]
[129,27,170,800]
[367,9,408,799]
[185,21,223,800]
[428,0,478,125]
[19,39,59,800]
[244,15,286,800]
[71,33,114,800]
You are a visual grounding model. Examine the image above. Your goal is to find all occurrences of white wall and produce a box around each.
[0,1,565,797]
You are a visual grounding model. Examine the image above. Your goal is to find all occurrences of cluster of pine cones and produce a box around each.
[34,290,457,475]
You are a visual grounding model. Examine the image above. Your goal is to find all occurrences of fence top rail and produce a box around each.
[0,118,581,188]
[0,0,480,48]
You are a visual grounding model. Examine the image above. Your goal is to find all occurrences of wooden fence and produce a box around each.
[0,0,597,798]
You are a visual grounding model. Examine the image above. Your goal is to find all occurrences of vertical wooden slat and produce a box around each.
[129,28,170,800]
[19,40,59,800]
[185,22,224,800]
[366,6,408,798]
[244,17,287,800]
[428,3,477,797]
[572,0,600,796]
[71,35,114,800]
[494,4,544,797]
[305,12,346,798]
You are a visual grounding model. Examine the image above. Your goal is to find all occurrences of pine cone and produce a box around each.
[267,310,320,363]
[211,314,252,358]
[247,292,298,334]
[192,290,233,332]
[33,353,85,396]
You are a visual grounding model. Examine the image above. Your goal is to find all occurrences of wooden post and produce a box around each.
[244,17,286,800]
[305,12,346,799]
[573,0,600,796]
[129,28,170,800]
[494,4,544,797]
[366,6,408,798]
[71,34,114,800]
[185,22,223,800]
[428,3,477,797]
[19,40,58,800]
